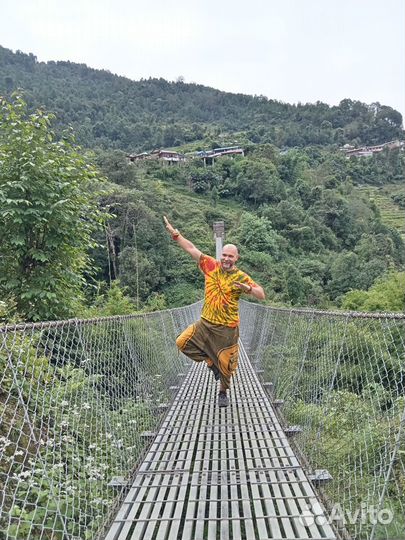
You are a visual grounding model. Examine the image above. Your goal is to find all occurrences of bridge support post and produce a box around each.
[213,221,225,261]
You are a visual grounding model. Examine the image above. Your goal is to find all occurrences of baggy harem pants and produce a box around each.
[176,318,239,390]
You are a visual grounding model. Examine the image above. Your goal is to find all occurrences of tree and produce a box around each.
[234,213,283,258]
[341,272,405,312]
[327,252,361,299]
[278,150,308,184]
[235,160,285,206]
[0,95,106,321]
[284,264,316,305]
[189,168,220,194]
[118,247,161,303]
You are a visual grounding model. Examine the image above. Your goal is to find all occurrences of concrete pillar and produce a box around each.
[213,221,225,261]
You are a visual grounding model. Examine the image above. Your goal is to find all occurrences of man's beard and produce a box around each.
[221,261,234,271]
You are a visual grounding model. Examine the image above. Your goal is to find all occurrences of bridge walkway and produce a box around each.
[104,343,337,540]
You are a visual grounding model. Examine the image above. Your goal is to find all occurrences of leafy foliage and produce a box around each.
[341,272,405,312]
[0,95,106,321]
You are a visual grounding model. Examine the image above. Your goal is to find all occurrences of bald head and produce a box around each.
[220,244,239,271]
[222,244,239,257]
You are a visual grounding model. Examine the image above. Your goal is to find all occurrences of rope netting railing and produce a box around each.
[240,301,405,540]
[0,302,201,540]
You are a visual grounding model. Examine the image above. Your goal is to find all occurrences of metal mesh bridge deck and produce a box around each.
[105,343,337,540]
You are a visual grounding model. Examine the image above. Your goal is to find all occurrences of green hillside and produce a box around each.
[0,49,404,322]
[355,184,405,240]
[1,45,403,152]
[88,143,404,312]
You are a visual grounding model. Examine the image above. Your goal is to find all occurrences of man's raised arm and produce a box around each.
[163,216,202,262]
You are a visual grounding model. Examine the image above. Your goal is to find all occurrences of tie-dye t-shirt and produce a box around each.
[199,254,256,327]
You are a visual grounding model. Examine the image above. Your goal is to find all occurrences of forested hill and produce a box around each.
[0,45,403,152]
[1,47,404,322]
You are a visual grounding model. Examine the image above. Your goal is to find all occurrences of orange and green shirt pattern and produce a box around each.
[199,254,256,327]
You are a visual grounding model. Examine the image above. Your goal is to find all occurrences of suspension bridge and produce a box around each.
[0,301,404,540]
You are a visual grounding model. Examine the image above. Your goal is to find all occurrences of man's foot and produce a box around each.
[218,391,229,408]
[208,364,220,381]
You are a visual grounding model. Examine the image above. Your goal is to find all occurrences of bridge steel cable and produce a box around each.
[0,302,404,540]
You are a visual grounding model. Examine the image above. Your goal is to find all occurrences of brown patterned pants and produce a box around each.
[176,318,239,390]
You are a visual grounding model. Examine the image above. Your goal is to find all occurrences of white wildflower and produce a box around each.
[0,436,12,447]
[0,436,12,448]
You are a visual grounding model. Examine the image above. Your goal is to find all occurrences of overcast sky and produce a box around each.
[2,0,404,121]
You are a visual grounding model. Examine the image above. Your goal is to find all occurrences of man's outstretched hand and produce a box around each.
[163,215,176,236]
[163,215,201,261]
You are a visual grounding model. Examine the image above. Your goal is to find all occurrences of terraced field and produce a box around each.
[356,184,405,240]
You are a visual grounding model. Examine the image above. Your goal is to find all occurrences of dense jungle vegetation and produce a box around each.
[0,45,404,321]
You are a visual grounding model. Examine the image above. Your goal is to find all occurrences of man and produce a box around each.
[163,216,265,408]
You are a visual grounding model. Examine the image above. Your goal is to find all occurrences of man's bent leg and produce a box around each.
[176,322,210,363]
[177,321,220,381]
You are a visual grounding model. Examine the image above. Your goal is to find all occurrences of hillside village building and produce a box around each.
[127,149,186,164]
[342,140,404,158]
[196,146,245,165]
[127,146,245,165]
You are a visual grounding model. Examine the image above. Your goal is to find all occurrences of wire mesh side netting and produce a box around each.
[0,302,201,540]
[1,300,404,540]
[240,301,405,540]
